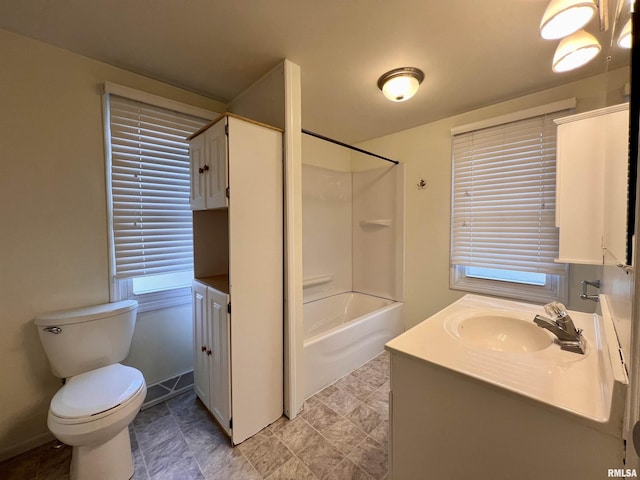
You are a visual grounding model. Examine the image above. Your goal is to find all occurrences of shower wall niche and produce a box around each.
[302,134,405,304]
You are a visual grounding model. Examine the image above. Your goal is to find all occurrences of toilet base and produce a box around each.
[70,428,134,480]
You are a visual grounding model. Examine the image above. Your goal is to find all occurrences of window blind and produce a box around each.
[451,110,569,275]
[108,94,209,279]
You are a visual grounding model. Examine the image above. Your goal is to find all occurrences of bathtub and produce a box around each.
[303,292,404,399]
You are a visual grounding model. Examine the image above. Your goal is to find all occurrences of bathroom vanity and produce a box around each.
[386,294,628,480]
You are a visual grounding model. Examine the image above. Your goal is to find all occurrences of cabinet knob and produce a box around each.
[198,167,204,174]
[207,349,212,356]
[201,346,206,352]
[203,164,210,172]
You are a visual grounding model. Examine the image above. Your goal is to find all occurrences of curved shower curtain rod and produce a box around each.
[301,129,399,165]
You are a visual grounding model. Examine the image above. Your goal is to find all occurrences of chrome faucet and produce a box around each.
[533,302,586,354]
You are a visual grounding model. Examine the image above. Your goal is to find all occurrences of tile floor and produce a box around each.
[0,352,390,480]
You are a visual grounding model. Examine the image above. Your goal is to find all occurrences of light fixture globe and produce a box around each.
[539,0,597,40]
[552,29,601,72]
[618,19,632,49]
[377,67,424,102]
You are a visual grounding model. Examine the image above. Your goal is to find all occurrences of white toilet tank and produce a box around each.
[35,300,138,379]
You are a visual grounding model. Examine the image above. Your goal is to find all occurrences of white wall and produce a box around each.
[228,62,285,129]
[125,305,195,385]
[0,29,226,460]
[357,67,630,330]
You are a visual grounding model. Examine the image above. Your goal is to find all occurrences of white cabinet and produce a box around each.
[555,104,629,265]
[190,118,228,210]
[189,113,283,445]
[192,278,231,435]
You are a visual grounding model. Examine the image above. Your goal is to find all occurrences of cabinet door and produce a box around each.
[556,116,605,264]
[207,287,231,435]
[203,120,228,209]
[189,133,207,211]
[192,281,209,407]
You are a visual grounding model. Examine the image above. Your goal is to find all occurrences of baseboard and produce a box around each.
[0,431,55,463]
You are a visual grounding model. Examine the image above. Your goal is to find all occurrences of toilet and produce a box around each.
[35,300,147,480]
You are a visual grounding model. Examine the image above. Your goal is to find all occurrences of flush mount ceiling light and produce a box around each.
[539,0,597,40]
[552,29,601,72]
[618,19,632,49]
[377,67,424,102]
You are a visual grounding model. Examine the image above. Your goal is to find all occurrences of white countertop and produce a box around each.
[386,294,627,432]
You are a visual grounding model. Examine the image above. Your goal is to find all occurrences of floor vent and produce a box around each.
[141,370,194,410]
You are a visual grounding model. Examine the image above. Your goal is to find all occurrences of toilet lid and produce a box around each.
[50,364,144,419]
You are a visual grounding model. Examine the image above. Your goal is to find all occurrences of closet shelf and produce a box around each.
[195,274,230,294]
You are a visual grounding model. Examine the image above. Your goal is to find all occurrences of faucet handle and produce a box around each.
[543,301,567,320]
[580,279,600,302]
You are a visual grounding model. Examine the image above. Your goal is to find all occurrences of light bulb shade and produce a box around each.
[377,67,424,102]
[539,0,597,40]
[552,30,601,72]
[618,19,632,49]
[382,76,420,102]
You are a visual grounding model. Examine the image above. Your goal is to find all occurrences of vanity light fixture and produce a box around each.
[539,0,609,73]
[377,67,424,102]
[539,0,597,40]
[618,18,632,48]
[552,29,601,72]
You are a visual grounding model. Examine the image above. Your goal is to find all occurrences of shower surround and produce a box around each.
[302,135,405,398]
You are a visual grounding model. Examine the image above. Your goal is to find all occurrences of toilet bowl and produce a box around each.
[35,300,146,480]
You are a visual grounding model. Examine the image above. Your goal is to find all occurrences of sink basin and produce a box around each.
[452,313,553,353]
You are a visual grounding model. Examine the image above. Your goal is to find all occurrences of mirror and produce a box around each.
[596,0,633,267]
[603,103,631,266]
[553,1,632,268]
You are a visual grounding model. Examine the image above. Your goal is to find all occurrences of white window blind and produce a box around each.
[451,110,569,275]
[107,94,209,279]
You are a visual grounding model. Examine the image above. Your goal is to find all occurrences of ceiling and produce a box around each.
[0,0,631,143]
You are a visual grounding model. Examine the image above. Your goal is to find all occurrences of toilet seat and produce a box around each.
[50,364,145,424]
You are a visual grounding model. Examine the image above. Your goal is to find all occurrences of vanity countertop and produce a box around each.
[385,294,627,433]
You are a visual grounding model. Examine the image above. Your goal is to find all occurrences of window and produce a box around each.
[450,102,573,304]
[104,84,214,312]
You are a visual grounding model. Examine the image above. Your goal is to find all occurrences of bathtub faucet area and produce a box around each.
[533,301,585,354]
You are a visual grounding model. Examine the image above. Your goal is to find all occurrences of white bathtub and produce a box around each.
[303,292,404,399]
